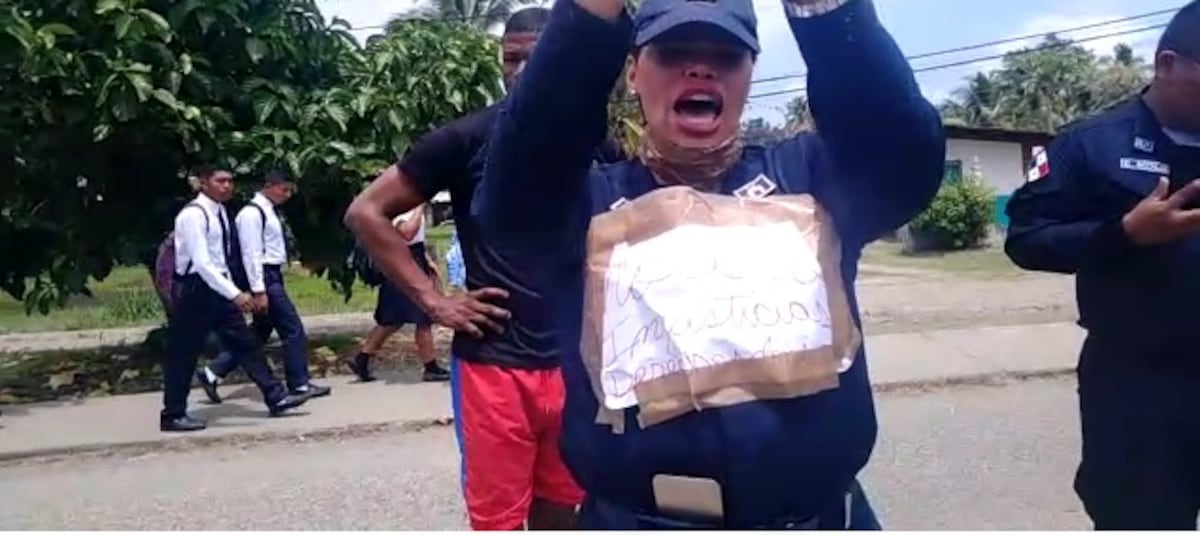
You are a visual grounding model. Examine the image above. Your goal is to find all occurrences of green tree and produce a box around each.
[741,117,789,145]
[940,73,1001,127]
[1093,43,1151,110]
[1,0,502,312]
[783,94,813,132]
[609,69,644,156]
[940,36,1150,133]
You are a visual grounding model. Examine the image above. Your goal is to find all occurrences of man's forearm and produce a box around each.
[473,0,631,247]
[237,216,267,292]
[198,262,242,301]
[1006,219,1146,274]
[243,252,266,293]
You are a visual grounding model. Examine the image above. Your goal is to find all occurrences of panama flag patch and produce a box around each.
[1027,147,1049,182]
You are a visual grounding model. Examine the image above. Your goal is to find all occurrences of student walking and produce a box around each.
[345,204,450,383]
[160,166,309,432]
[197,170,331,403]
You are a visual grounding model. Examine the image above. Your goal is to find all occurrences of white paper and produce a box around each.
[598,222,834,410]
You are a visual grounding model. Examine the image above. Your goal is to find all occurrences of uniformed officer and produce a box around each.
[162,166,309,432]
[197,170,331,404]
[1004,3,1200,528]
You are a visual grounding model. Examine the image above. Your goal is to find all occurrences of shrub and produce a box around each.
[906,174,996,251]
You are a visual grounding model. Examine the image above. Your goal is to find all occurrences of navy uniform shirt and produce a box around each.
[473,0,944,523]
[400,104,625,369]
[1005,97,1200,369]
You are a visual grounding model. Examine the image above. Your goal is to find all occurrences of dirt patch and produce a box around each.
[857,273,1075,333]
[0,329,455,404]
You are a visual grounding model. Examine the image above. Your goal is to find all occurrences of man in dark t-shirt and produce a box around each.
[344,8,625,530]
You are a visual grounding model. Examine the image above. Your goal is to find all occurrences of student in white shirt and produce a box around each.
[345,204,450,382]
[198,170,331,403]
[161,166,309,433]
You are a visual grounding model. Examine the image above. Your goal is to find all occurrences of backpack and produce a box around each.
[153,203,209,317]
[348,238,385,287]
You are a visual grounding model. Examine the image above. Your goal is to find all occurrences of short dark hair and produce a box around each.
[263,168,291,185]
[192,164,224,180]
[504,7,550,35]
[1158,1,1200,61]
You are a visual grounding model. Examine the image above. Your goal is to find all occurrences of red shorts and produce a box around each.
[450,358,585,530]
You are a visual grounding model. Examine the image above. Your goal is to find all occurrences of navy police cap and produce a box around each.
[633,0,760,53]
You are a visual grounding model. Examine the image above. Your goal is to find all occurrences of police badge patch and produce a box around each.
[733,174,778,199]
[1134,137,1155,153]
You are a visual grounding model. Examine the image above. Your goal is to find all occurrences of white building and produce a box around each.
[943,125,1054,227]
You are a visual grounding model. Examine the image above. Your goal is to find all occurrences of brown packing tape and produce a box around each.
[581,186,863,432]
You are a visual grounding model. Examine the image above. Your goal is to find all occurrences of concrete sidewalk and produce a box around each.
[0,322,1084,461]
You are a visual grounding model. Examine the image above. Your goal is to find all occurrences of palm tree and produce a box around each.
[1092,43,1150,110]
[389,0,537,31]
[940,72,1000,127]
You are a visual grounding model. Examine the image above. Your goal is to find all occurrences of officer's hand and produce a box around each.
[252,293,269,313]
[1122,177,1200,245]
[233,292,255,313]
[423,288,511,338]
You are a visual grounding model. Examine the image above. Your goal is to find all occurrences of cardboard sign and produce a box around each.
[580,187,861,432]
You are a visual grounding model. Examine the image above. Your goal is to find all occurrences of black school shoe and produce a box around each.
[195,369,222,404]
[268,391,311,417]
[422,362,450,382]
[343,353,376,382]
[292,382,332,398]
[161,415,207,432]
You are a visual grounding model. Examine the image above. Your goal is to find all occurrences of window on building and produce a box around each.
[944,160,963,183]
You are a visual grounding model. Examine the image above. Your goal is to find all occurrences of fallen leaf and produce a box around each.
[93,382,112,396]
[46,370,77,391]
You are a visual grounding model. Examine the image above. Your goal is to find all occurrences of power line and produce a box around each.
[746,22,1168,102]
[750,5,1181,86]
[342,3,1174,104]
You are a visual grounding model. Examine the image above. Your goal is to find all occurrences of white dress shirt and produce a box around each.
[393,209,425,245]
[237,192,288,293]
[174,194,241,300]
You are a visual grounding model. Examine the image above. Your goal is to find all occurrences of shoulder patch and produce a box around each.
[1026,147,1049,182]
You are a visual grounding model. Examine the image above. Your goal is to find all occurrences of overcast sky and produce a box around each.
[316,0,1183,123]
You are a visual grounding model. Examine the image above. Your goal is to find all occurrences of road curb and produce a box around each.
[0,366,1078,465]
[0,417,455,466]
[872,366,1075,393]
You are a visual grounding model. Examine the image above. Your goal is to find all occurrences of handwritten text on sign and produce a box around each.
[599,222,833,410]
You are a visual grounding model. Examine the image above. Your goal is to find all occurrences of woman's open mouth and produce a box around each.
[673,89,725,135]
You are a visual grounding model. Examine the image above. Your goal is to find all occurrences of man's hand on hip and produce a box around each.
[423,288,511,338]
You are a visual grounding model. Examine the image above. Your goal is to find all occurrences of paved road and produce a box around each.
[0,377,1090,530]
